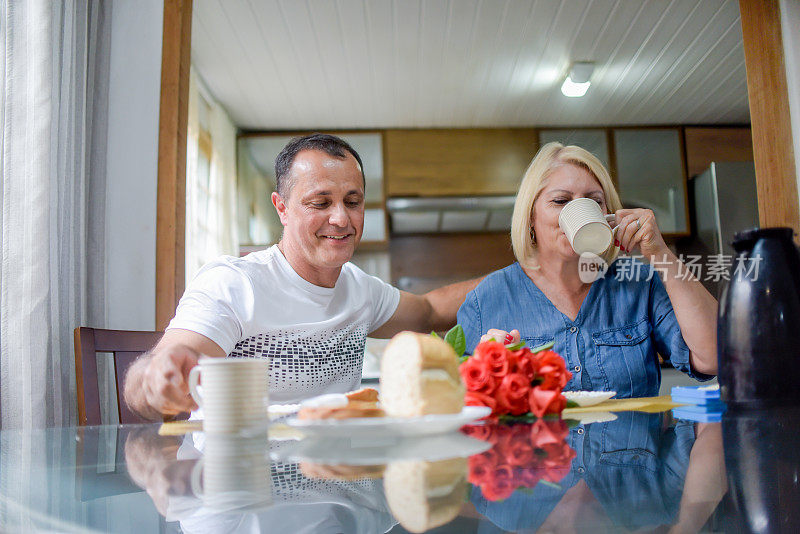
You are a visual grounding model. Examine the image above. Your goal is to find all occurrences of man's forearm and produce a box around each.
[423,276,484,331]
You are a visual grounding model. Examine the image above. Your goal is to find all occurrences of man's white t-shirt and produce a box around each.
[167,245,400,403]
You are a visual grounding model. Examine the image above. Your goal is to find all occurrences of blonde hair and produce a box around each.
[510,142,622,268]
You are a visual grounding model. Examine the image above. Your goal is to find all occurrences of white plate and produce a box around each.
[564,390,617,407]
[271,432,491,465]
[564,411,618,425]
[285,406,491,438]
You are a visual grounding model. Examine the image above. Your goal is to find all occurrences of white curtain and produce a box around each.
[185,69,239,281]
[0,0,110,429]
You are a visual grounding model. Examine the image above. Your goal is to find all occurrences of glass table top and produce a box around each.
[1,407,798,533]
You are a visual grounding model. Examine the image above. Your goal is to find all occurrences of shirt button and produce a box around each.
[577,428,584,435]
[570,326,578,333]
[577,467,585,474]
[574,365,581,372]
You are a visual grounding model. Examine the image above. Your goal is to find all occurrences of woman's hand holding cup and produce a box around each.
[610,208,669,261]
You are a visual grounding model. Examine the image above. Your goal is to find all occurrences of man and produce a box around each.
[124,133,479,420]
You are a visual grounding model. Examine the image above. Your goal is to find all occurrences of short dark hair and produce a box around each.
[274,133,365,198]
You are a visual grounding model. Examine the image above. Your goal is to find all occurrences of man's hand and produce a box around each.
[123,329,226,421]
[140,345,200,416]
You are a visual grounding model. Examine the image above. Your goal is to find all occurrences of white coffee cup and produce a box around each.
[558,198,614,255]
[191,432,272,511]
[188,357,270,433]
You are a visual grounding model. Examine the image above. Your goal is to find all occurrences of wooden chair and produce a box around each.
[74,327,164,425]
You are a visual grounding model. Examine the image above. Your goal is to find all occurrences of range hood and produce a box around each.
[386,196,516,234]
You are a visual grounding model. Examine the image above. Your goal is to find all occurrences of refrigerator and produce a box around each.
[691,161,759,298]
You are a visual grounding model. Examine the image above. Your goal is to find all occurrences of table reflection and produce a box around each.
[723,407,800,533]
[2,408,800,533]
[469,413,725,532]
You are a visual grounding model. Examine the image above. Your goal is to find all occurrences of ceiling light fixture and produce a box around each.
[561,62,594,98]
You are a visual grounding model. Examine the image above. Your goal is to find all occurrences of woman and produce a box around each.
[457,143,717,397]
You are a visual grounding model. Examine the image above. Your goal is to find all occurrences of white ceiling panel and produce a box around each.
[192,0,749,130]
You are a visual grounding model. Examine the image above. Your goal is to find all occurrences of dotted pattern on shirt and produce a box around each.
[228,325,369,396]
[270,461,377,502]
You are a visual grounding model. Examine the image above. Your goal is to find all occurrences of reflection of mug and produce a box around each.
[191,433,271,511]
[558,198,614,255]
[188,357,269,433]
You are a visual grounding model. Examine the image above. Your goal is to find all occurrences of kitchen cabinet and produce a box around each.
[613,128,689,235]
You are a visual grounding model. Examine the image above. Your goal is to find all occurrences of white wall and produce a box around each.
[780,0,800,210]
[104,0,163,329]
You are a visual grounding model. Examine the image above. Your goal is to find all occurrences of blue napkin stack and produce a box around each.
[670,385,725,422]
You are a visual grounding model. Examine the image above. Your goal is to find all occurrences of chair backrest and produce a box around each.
[74,327,164,425]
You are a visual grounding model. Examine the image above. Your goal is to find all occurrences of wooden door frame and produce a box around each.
[739,0,799,233]
[155,0,192,330]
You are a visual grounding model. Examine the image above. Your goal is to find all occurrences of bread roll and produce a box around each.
[380,331,465,417]
[383,458,467,533]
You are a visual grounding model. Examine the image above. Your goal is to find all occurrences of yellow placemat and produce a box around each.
[158,420,305,440]
[562,395,685,415]
[159,420,202,436]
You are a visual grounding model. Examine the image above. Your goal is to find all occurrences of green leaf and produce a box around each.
[459,355,470,364]
[566,400,579,408]
[430,331,441,339]
[504,340,527,351]
[445,325,467,357]
[531,340,555,353]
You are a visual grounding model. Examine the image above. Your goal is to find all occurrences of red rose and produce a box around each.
[528,387,567,418]
[541,442,576,483]
[465,391,498,416]
[498,436,535,467]
[473,341,511,377]
[517,468,541,489]
[493,373,532,416]
[541,442,577,470]
[532,350,572,390]
[530,418,570,447]
[482,465,516,501]
[513,350,536,382]
[461,422,495,442]
[468,452,495,485]
[460,357,497,395]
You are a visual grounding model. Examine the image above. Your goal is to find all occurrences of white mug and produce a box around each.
[558,198,614,255]
[188,357,270,433]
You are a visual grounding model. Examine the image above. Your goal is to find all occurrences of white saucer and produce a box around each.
[564,390,617,407]
[286,406,491,438]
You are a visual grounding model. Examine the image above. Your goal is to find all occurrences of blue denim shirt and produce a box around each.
[457,259,713,398]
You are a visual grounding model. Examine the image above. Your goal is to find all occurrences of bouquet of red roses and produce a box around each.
[459,337,572,418]
[462,419,576,501]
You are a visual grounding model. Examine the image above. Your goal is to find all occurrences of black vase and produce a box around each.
[717,227,800,407]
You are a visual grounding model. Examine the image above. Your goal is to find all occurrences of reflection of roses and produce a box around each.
[462,420,576,502]
[460,356,496,394]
